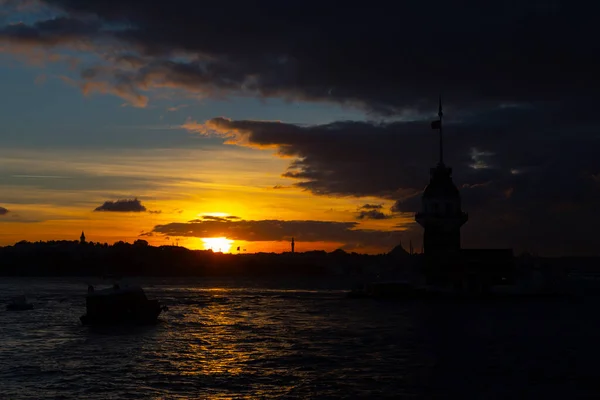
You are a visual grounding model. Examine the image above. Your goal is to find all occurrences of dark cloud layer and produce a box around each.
[94,198,146,212]
[360,204,383,210]
[152,218,400,249]
[1,1,598,114]
[357,204,391,220]
[357,210,391,220]
[0,206,9,216]
[195,107,600,256]
[357,205,391,220]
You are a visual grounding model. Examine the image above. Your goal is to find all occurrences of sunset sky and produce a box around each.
[0,1,598,255]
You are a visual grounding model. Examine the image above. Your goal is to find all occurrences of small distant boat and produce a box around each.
[6,295,34,311]
[80,284,168,326]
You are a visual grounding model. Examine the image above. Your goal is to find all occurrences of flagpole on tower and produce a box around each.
[430,94,444,166]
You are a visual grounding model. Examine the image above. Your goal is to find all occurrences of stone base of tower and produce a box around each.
[423,253,468,289]
[422,249,516,294]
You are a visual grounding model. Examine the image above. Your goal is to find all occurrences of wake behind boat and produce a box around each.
[80,283,168,326]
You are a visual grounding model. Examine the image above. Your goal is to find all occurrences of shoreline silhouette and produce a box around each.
[0,239,595,278]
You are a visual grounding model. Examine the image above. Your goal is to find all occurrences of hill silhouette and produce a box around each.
[0,240,595,278]
[0,240,395,277]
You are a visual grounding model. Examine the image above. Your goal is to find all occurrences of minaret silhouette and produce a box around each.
[291,237,295,253]
[80,231,86,244]
[415,96,468,281]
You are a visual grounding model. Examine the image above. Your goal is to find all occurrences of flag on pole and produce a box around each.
[432,94,443,129]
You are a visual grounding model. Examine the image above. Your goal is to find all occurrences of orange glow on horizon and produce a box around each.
[0,148,405,254]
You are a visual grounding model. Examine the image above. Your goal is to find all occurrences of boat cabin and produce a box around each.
[81,284,165,325]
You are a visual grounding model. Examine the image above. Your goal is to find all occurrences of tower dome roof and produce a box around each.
[422,163,460,199]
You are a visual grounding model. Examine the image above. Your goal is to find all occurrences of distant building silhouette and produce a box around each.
[415,96,515,292]
[389,241,410,259]
[291,237,295,253]
[80,231,86,244]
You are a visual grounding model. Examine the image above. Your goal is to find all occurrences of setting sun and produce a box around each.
[201,237,233,253]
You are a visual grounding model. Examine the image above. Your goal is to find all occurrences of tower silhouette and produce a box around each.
[415,96,468,281]
[80,231,86,244]
[291,237,295,253]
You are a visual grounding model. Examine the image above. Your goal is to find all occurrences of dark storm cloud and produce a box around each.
[357,204,391,220]
[152,218,400,248]
[357,210,391,220]
[199,106,600,200]
[360,204,383,210]
[0,206,9,215]
[0,1,597,113]
[94,198,146,212]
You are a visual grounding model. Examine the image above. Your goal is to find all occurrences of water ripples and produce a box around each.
[1,278,600,398]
